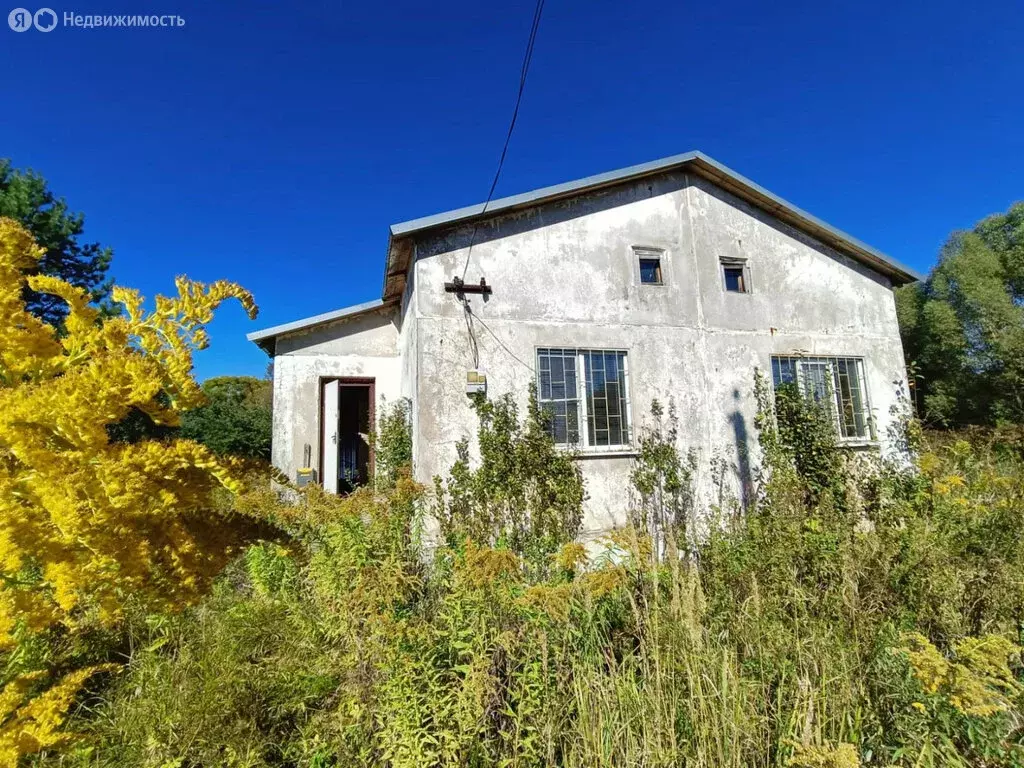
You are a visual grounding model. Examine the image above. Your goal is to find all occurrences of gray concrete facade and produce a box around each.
[252,156,913,538]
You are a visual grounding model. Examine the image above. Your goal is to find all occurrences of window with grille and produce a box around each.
[537,348,632,449]
[770,355,873,440]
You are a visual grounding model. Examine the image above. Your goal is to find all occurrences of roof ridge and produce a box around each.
[380,151,921,301]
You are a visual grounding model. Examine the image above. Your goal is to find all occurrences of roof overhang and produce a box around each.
[381,150,921,301]
[246,298,395,355]
[252,151,920,358]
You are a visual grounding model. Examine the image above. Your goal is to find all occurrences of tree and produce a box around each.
[0,217,259,761]
[180,376,273,460]
[0,160,112,326]
[897,202,1024,426]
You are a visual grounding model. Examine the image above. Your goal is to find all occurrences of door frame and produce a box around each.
[318,376,376,491]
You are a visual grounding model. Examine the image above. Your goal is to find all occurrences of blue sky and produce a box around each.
[2,0,1021,380]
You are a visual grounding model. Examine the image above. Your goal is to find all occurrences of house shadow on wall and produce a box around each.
[728,387,755,509]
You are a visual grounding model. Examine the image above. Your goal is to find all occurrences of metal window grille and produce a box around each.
[536,348,580,446]
[770,355,872,440]
[537,348,632,449]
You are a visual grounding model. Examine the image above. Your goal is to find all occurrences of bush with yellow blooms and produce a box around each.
[0,217,260,762]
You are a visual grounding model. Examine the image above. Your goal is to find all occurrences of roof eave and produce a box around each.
[687,153,923,285]
[246,298,396,357]
[381,151,920,300]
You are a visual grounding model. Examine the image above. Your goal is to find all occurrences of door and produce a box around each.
[321,380,341,494]
[320,378,375,494]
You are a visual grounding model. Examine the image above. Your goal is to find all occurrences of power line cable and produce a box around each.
[465,303,535,372]
[456,0,547,378]
[460,0,547,281]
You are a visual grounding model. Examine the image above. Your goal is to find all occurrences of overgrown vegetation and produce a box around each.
[432,387,585,574]
[0,217,262,762]
[5,200,1024,765]
[372,397,413,490]
[630,398,696,558]
[31,370,1024,767]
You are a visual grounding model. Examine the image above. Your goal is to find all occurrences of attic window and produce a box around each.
[639,258,662,284]
[635,247,664,285]
[721,258,749,293]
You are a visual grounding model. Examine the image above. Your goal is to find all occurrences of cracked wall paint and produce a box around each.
[270,170,909,538]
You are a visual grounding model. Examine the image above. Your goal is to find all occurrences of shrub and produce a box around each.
[0,217,262,762]
[630,398,697,560]
[29,378,1024,767]
[372,397,413,491]
[180,375,273,460]
[433,387,584,574]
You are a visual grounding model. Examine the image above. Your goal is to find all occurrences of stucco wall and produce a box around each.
[397,264,420,475]
[409,171,909,537]
[271,306,402,483]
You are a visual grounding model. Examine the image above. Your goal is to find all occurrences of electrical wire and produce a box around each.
[460,0,547,281]
[464,303,535,373]
[462,300,480,369]
[455,0,547,378]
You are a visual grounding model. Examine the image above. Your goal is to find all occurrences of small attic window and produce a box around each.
[635,247,664,285]
[721,258,749,293]
[724,266,745,292]
[639,258,662,285]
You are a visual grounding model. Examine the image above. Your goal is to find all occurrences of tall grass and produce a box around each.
[44,418,1024,767]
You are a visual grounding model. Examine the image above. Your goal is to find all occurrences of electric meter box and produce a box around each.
[295,467,317,488]
[466,370,487,395]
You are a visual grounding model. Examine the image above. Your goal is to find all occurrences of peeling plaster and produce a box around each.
[270,171,910,536]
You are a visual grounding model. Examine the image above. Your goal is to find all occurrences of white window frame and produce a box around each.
[770,354,875,442]
[634,246,666,286]
[536,347,634,452]
[720,256,751,294]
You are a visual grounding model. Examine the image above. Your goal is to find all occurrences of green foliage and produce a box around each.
[245,542,300,597]
[64,579,321,766]
[0,160,112,326]
[373,397,413,490]
[180,375,273,460]
[756,369,847,508]
[433,386,585,573]
[33,388,1024,768]
[897,202,1024,426]
[630,398,696,558]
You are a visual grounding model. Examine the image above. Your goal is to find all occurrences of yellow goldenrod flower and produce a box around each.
[0,217,259,762]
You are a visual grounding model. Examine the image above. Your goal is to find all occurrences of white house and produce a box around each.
[248,151,919,537]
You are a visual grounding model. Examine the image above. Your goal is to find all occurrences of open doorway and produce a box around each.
[321,378,374,494]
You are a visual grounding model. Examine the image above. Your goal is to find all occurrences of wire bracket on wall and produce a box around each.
[444,276,493,298]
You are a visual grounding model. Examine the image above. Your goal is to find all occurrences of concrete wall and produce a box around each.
[397,263,420,475]
[409,171,908,538]
[265,169,908,540]
[271,305,402,483]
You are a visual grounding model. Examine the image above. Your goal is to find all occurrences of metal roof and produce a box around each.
[246,298,394,354]
[381,150,921,300]
[250,151,921,356]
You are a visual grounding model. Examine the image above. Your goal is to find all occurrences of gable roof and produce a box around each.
[249,151,920,355]
[246,298,391,354]
[381,150,921,301]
